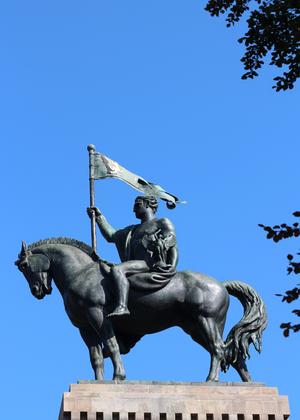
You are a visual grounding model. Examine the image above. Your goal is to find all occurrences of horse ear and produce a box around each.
[15,241,27,267]
[21,241,28,256]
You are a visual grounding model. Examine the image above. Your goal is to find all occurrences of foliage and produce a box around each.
[259,211,300,336]
[205,0,300,91]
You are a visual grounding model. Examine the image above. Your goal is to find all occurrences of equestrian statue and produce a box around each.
[15,146,267,383]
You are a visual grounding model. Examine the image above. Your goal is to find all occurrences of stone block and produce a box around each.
[58,381,290,420]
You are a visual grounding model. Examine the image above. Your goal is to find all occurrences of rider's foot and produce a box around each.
[107,305,130,318]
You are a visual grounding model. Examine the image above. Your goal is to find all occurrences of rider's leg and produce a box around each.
[108,260,149,317]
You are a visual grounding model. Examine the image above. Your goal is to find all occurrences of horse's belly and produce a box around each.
[113,289,181,335]
[113,313,176,336]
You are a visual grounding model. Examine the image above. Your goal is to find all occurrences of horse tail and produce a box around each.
[222,280,267,372]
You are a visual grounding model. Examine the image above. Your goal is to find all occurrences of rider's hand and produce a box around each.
[153,262,173,273]
[87,207,102,218]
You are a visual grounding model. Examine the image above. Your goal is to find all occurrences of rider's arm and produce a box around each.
[159,218,179,270]
[166,243,179,270]
[95,213,117,243]
[87,207,117,243]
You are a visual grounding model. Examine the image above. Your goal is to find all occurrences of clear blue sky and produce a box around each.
[1,1,299,419]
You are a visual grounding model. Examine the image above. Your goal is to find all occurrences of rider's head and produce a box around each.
[133,196,158,219]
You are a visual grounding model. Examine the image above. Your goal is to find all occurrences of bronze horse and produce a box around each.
[15,238,267,382]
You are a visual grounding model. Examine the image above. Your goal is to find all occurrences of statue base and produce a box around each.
[58,381,290,420]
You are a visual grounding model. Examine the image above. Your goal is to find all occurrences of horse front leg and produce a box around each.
[101,319,126,381]
[80,327,104,380]
[86,307,126,381]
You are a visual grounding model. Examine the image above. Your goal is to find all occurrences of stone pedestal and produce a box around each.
[58,381,290,420]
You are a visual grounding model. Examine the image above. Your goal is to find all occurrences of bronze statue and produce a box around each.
[87,195,178,317]
[15,146,267,382]
[15,237,267,382]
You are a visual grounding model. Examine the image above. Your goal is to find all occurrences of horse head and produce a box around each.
[15,241,53,299]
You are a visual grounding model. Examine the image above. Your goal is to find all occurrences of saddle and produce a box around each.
[99,260,175,292]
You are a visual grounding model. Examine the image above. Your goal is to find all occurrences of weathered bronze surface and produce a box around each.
[15,216,266,382]
[15,147,267,382]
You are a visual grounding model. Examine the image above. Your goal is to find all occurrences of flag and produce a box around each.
[90,151,184,208]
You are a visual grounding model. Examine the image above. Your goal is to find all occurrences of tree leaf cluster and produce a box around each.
[259,211,300,336]
[205,0,300,91]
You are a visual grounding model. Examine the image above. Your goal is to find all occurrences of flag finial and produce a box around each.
[87,144,95,152]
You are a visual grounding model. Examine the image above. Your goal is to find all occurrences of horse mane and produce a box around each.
[28,237,97,259]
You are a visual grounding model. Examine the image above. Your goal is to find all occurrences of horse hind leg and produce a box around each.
[189,315,225,382]
[231,354,252,382]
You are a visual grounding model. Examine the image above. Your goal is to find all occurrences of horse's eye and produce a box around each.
[19,261,29,271]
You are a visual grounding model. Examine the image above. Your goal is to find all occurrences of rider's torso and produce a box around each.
[129,218,162,261]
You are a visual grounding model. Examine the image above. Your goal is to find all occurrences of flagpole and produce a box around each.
[87,144,97,252]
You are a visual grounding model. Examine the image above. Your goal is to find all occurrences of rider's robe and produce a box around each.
[111,224,176,291]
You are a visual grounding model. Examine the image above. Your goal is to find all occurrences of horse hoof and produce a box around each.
[113,374,126,381]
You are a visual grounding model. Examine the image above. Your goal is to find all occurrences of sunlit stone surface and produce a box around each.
[58,381,290,420]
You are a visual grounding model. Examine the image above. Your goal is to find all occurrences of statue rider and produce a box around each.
[87,196,178,318]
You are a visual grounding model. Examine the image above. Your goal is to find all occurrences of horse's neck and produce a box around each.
[41,244,93,292]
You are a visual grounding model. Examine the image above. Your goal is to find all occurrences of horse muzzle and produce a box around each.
[30,284,45,299]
